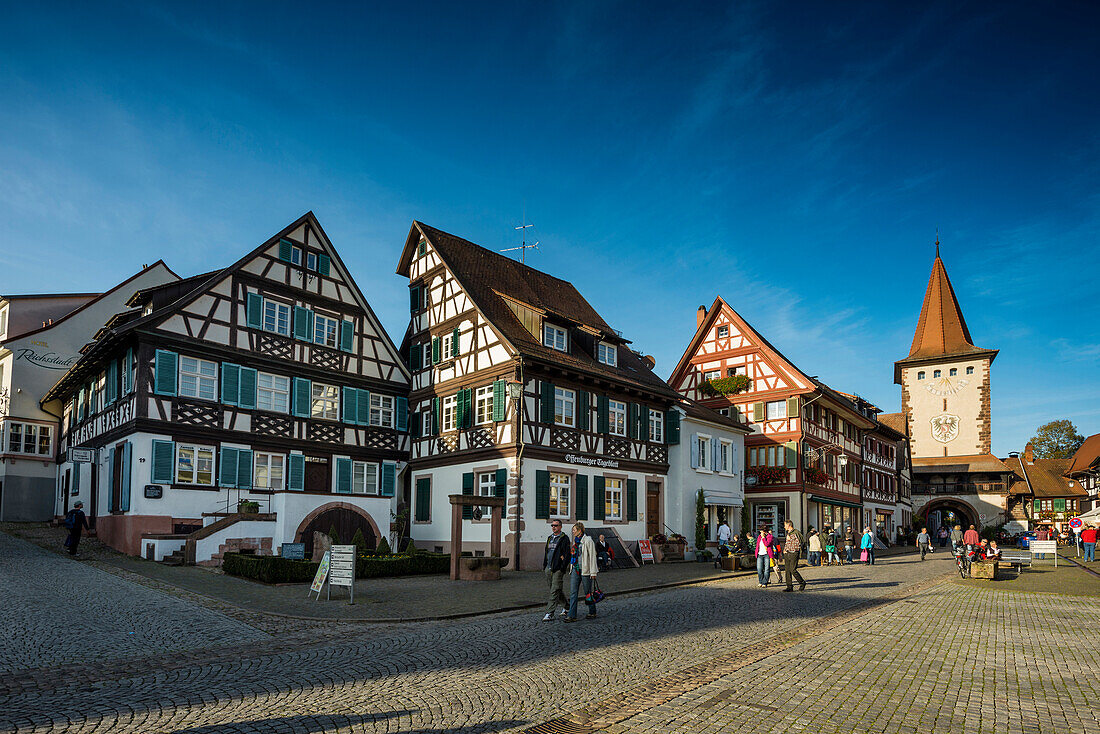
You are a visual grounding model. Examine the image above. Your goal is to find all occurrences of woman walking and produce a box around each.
[754,525,774,587]
[861,526,875,565]
[823,525,841,566]
[565,523,599,622]
[807,527,822,567]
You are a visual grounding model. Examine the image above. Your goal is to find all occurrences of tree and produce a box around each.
[695,489,707,553]
[327,524,340,545]
[1030,420,1085,459]
[375,536,392,556]
[350,528,370,555]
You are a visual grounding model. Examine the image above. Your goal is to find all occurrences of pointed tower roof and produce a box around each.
[894,243,996,383]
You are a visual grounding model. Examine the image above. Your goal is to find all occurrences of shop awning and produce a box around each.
[809,495,862,510]
[704,490,742,506]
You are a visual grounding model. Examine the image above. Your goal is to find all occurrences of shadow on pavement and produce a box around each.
[171,714,527,734]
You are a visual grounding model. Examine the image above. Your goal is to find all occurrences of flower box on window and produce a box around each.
[698,375,752,397]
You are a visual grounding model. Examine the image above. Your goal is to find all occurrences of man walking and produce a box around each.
[949,524,964,550]
[781,520,806,592]
[717,518,732,548]
[963,524,981,547]
[542,520,571,621]
[1081,524,1097,563]
[916,526,932,561]
[62,501,90,556]
[843,525,856,564]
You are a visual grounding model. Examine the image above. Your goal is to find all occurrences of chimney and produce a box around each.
[1024,443,1034,465]
[697,305,707,328]
[642,355,656,369]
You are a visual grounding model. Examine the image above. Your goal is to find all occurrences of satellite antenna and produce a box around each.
[500,219,539,264]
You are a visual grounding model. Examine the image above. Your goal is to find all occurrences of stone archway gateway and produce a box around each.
[918,498,979,535]
[295,502,382,559]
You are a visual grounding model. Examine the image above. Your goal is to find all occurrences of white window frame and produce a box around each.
[728,365,747,377]
[423,344,432,367]
[289,246,302,265]
[179,357,218,401]
[257,372,290,413]
[605,477,623,521]
[441,333,454,361]
[352,461,378,495]
[314,314,338,348]
[703,370,720,381]
[696,435,710,473]
[766,400,787,420]
[311,383,339,420]
[554,387,576,428]
[421,411,432,437]
[5,421,53,457]
[608,400,627,436]
[716,325,729,338]
[543,323,568,352]
[253,452,285,490]
[720,440,732,473]
[370,394,395,428]
[475,386,494,425]
[263,299,291,336]
[306,251,318,271]
[477,471,496,516]
[597,342,617,366]
[176,443,215,486]
[442,395,457,432]
[550,472,571,519]
[649,409,664,443]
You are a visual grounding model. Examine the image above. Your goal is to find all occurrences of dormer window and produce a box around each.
[597,342,617,366]
[543,324,568,352]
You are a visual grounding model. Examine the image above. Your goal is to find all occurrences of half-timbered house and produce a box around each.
[42,213,409,563]
[668,296,875,537]
[396,223,682,569]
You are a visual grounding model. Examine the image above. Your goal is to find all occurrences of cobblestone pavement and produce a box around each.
[2,538,1093,734]
[0,533,267,675]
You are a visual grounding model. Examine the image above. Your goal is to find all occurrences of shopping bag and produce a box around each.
[860,550,869,562]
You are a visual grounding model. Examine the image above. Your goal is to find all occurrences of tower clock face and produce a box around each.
[924,375,969,396]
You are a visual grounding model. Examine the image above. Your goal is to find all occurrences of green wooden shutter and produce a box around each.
[77,387,85,421]
[1033,499,1041,512]
[462,472,474,519]
[575,474,588,520]
[151,440,174,484]
[458,388,471,429]
[431,336,441,364]
[106,447,117,510]
[317,254,331,276]
[492,379,506,422]
[154,350,178,396]
[627,479,638,521]
[246,292,263,329]
[342,387,358,425]
[381,462,396,497]
[221,363,241,406]
[597,395,609,434]
[105,360,118,404]
[1054,498,1066,512]
[339,320,354,353]
[73,464,81,493]
[335,458,352,494]
[396,397,408,432]
[415,478,431,522]
[292,378,312,417]
[410,286,420,313]
[411,407,421,438]
[122,349,133,394]
[629,403,640,438]
[411,343,423,370]
[237,450,253,490]
[666,410,681,445]
[356,389,371,427]
[540,381,555,423]
[238,368,257,410]
[785,441,798,469]
[593,476,606,520]
[219,447,239,488]
[636,404,648,439]
[119,442,132,512]
[278,239,293,262]
[452,327,461,356]
[535,470,550,519]
[786,396,800,419]
[753,402,765,422]
[293,306,312,341]
[577,390,590,431]
[494,468,507,518]
[287,454,305,491]
[431,397,440,435]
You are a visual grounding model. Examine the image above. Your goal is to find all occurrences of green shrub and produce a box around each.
[402,538,417,554]
[351,528,370,555]
[375,536,392,556]
[327,524,340,544]
[222,553,320,584]
[356,551,449,578]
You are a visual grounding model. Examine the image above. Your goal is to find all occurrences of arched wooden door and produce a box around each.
[299,507,377,558]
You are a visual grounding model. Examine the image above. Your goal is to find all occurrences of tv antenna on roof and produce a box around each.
[500,220,539,265]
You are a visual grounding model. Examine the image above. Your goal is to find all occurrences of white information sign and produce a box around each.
[329,544,356,603]
[1029,540,1058,567]
[69,447,95,464]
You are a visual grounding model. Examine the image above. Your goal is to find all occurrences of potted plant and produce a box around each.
[237,500,260,514]
[698,375,752,397]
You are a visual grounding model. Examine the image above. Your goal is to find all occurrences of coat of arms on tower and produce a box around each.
[930,413,960,443]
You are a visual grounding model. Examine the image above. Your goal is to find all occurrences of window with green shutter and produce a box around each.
[381,462,396,497]
[431,336,441,364]
[151,440,175,484]
[238,368,257,409]
[452,327,461,356]
[293,306,313,341]
[593,476,606,520]
[335,457,352,493]
[278,239,293,262]
[575,474,589,520]
[317,254,331,276]
[597,395,609,434]
[396,397,408,432]
[626,479,638,521]
[341,387,358,425]
[494,468,507,518]
[246,292,263,330]
[292,378,312,417]
[122,348,133,394]
[665,410,680,445]
[356,389,370,427]
[105,360,118,405]
[462,472,474,519]
[410,342,422,370]
[410,285,420,313]
[415,477,431,522]
[1033,499,1041,512]
[287,454,305,491]
[785,441,798,469]
[221,363,241,406]
[539,381,554,423]
[492,379,507,422]
[786,396,800,419]
[219,447,239,488]
[577,390,590,430]
[339,320,354,353]
[1054,498,1066,512]
[431,397,440,435]
[236,449,253,490]
[535,470,550,520]
[119,443,132,512]
[154,350,178,396]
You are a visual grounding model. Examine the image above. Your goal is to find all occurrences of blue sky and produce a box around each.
[2,1,1098,455]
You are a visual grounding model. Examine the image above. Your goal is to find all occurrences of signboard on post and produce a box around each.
[280,543,305,560]
[328,544,356,604]
[1069,517,1083,530]
[1029,540,1058,567]
[69,447,95,464]
[308,550,330,599]
[638,539,654,564]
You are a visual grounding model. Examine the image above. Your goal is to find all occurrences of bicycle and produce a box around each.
[953,544,970,578]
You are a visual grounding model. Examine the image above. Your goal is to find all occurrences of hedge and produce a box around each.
[222,551,451,584]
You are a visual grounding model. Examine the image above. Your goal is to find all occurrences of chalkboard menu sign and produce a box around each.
[280,542,306,560]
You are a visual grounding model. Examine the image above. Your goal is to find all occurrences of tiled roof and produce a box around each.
[1067,433,1100,475]
[878,412,908,436]
[903,250,990,360]
[911,454,1010,474]
[1003,456,1086,498]
[413,222,681,399]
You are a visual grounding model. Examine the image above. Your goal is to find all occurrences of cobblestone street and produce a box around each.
[2,531,1097,734]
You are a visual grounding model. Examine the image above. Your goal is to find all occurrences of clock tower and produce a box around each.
[894,244,998,458]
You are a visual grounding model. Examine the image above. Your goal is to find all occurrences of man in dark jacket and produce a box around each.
[63,501,90,556]
[782,520,806,592]
[542,520,571,621]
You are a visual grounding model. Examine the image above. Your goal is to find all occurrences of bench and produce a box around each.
[998,550,1031,576]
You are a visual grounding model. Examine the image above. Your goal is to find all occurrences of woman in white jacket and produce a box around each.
[566,522,599,622]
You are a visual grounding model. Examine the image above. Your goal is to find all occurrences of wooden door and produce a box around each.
[110,448,124,512]
[646,490,660,538]
[305,458,329,492]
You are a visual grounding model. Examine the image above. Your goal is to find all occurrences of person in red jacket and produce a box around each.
[1081,524,1097,563]
[963,525,981,546]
